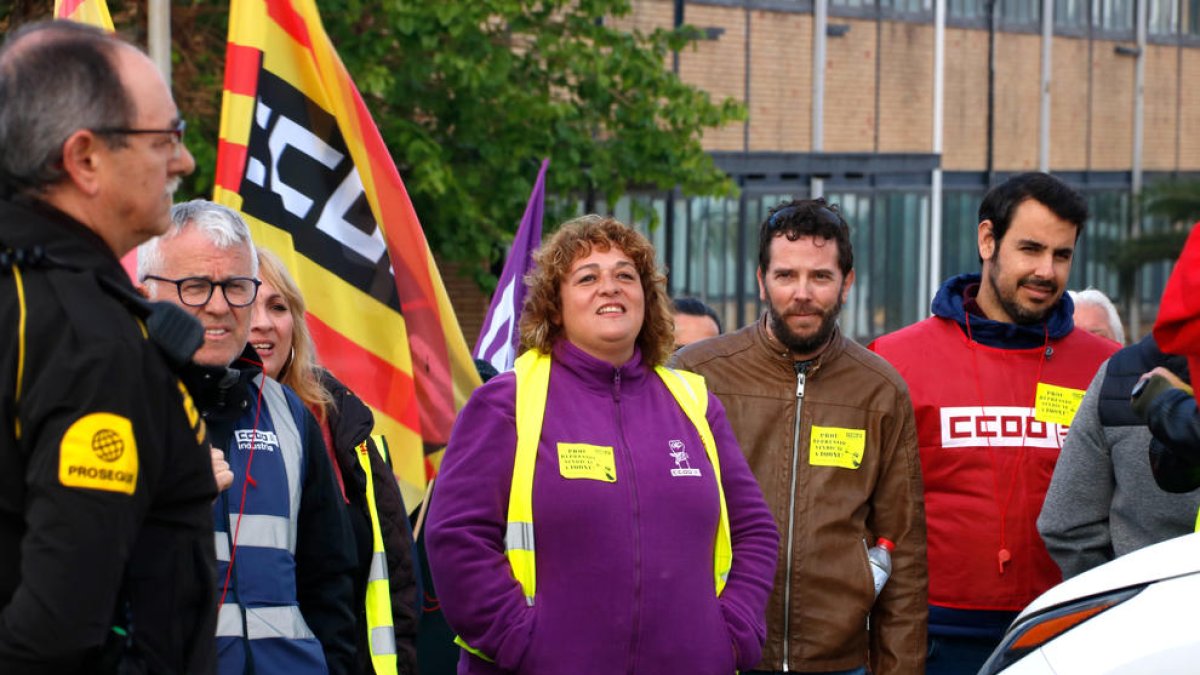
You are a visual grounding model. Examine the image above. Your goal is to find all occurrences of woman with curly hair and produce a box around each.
[426,215,778,674]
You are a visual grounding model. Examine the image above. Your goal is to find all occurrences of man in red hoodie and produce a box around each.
[870,173,1119,674]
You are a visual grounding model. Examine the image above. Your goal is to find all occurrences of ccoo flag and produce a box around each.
[53,0,114,31]
[473,159,548,373]
[214,0,480,507]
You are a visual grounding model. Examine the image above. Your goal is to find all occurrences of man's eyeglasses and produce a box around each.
[92,119,186,145]
[142,275,261,308]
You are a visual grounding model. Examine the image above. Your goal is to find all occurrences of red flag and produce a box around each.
[214,0,479,507]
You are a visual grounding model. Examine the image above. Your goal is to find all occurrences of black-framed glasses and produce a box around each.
[142,274,261,308]
[92,119,186,144]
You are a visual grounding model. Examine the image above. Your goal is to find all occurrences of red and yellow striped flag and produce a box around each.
[214,0,480,509]
[53,0,114,31]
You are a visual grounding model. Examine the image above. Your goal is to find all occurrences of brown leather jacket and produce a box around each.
[672,316,928,674]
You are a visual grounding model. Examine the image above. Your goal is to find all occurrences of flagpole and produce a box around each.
[147,0,170,87]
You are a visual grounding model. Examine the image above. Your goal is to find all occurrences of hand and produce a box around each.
[211,447,233,492]
[1140,366,1187,391]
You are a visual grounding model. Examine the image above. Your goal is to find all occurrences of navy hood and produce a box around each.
[931,273,1075,350]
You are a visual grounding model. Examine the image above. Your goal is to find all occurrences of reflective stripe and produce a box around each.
[368,550,387,582]
[358,436,398,675]
[227,513,290,551]
[370,625,397,656]
[504,521,535,552]
[258,375,302,551]
[216,603,315,640]
[215,533,230,562]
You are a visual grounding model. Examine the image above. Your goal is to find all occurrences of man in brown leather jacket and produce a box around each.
[672,199,928,675]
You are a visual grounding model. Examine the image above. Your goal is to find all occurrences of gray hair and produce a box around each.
[0,21,135,196]
[1069,288,1125,345]
[138,200,259,279]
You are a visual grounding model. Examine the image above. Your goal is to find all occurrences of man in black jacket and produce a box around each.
[140,199,357,674]
[0,21,218,673]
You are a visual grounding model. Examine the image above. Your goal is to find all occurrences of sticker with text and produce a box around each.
[809,425,866,469]
[557,443,617,482]
[1034,382,1086,427]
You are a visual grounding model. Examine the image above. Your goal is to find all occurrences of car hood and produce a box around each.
[1020,532,1200,620]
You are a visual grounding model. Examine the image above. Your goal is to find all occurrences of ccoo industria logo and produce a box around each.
[939,406,1069,449]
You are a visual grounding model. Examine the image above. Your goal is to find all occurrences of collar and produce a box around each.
[0,196,127,281]
[551,339,648,392]
[184,344,265,416]
[931,273,1075,349]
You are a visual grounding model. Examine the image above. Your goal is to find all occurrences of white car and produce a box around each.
[979,531,1200,674]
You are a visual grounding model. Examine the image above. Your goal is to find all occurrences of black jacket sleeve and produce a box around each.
[293,408,358,675]
[1143,387,1200,493]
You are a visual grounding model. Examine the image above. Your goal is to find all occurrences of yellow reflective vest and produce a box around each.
[457,349,733,660]
[357,434,398,675]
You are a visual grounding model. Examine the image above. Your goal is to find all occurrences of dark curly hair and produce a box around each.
[519,215,674,367]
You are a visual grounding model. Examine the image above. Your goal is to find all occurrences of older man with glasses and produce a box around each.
[0,20,215,672]
[139,199,358,675]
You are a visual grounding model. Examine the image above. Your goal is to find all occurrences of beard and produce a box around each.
[987,258,1059,325]
[767,295,843,356]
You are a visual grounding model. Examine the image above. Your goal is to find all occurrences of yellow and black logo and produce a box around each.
[59,413,138,495]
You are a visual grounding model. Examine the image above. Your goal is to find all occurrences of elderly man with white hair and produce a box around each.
[140,199,357,675]
[1070,288,1124,345]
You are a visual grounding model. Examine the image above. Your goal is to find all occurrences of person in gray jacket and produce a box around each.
[1038,334,1200,579]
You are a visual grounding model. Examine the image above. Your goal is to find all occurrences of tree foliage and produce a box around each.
[6,0,744,290]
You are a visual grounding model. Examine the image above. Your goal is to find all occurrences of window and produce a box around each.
[1096,0,1135,31]
[1148,0,1179,34]
[949,0,989,21]
[1000,0,1041,24]
[1055,0,1089,28]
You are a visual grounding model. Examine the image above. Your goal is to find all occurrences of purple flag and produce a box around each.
[474,159,549,372]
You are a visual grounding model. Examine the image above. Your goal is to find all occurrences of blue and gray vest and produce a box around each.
[214,375,326,673]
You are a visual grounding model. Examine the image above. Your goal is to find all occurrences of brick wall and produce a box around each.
[437,258,490,353]
[877,20,935,152]
[1050,36,1090,170]
[747,10,813,151]
[1182,48,1200,170]
[1143,43,1181,171]
[824,18,879,152]
[941,27,989,169]
[1089,40,1136,170]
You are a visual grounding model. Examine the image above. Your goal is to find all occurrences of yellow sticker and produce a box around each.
[1035,382,1086,426]
[58,413,139,495]
[556,443,617,482]
[809,426,866,469]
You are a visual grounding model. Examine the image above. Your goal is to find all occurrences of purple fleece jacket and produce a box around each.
[426,341,779,674]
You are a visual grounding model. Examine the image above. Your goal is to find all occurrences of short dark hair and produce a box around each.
[0,20,135,195]
[759,197,854,276]
[978,173,1088,257]
[671,296,722,334]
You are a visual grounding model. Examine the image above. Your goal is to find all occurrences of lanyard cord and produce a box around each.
[218,360,268,609]
[964,315,1048,575]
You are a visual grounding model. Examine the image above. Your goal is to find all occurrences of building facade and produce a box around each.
[601,0,1200,343]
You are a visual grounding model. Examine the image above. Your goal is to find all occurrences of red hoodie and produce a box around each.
[1155,223,1200,378]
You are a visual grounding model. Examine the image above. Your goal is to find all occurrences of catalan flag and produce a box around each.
[214,0,480,509]
[53,0,114,31]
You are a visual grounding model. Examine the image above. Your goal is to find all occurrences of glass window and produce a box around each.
[1191,0,1200,33]
[1097,0,1135,31]
[1000,0,1041,24]
[949,0,989,20]
[1055,0,1089,29]
[1148,0,1179,34]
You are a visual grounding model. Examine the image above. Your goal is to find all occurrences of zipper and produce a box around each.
[781,361,809,672]
[613,368,642,675]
